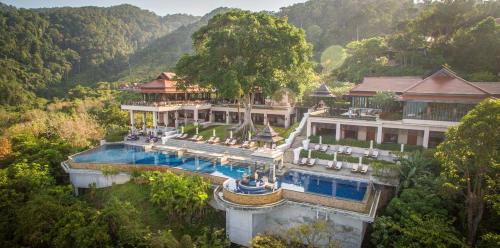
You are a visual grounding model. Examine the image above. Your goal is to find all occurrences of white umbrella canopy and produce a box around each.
[230,130,233,139]
[370,140,373,150]
[359,156,362,165]
[334,152,337,162]
[319,136,322,145]
[401,143,405,152]
[196,127,199,135]
[181,126,184,134]
[308,149,312,159]
[213,129,216,137]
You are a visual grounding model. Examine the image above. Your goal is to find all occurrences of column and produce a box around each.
[335,123,341,141]
[129,110,135,132]
[306,120,311,137]
[209,110,214,123]
[263,113,268,125]
[174,111,179,128]
[423,128,430,148]
[163,111,169,128]
[226,111,230,125]
[142,112,146,132]
[194,108,199,123]
[376,125,382,144]
[152,111,158,133]
[284,114,290,128]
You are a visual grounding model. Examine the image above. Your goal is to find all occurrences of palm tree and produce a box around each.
[396,151,431,195]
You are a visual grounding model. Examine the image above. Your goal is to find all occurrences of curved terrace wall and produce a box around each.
[222,187,283,206]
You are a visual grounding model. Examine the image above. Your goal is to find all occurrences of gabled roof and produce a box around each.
[350,67,499,102]
[310,83,336,98]
[350,76,422,96]
[138,72,201,93]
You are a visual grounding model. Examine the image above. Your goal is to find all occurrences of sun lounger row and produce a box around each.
[351,163,369,173]
[206,136,220,144]
[313,144,352,155]
[240,140,256,149]
[326,161,342,170]
[363,149,379,158]
[299,157,316,167]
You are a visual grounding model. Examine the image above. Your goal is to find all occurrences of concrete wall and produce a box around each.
[68,170,131,190]
[226,202,367,248]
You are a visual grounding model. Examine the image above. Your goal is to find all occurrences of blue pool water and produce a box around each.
[72,144,251,180]
[279,171,368,201]
[72,144,367,201]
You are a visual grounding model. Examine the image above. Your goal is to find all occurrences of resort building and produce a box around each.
[121,72,296,135]
[307,68,500,148]
[62,68,498,248]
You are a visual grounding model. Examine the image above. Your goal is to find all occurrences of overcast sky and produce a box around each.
[2,0,308,16]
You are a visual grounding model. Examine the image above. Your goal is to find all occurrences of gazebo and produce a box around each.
[252,124,283,148]
[310,83,336,109]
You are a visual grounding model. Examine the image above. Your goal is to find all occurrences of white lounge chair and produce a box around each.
[361,164,369,173]
[299,158,308,165]
[212,137,220,144]
[180,133,189,139]
[351,163,359,172]
[307,158,316,166]
[229,139,237,146]
[326,160,334,169]
[248,141,256,148]
[313,144,320,150]
[196,136,204,141]
[320,144,329,152]
[345,147,352,155]
[335,161,343,170]
[363,150,370,157]
[371,150,379,159]
[206,136,215,143]
[338,146,345,154]
[223,138,231,145]
[240,141,249,148]
[189,135,198,141]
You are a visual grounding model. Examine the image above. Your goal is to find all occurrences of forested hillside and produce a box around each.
[279,0,419,57]
[0,3,199,105]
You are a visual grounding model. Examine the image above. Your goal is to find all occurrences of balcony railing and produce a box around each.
[122,100,211,107]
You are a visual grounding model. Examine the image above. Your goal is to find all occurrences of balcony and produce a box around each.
[310,108,403,122]
[122,100,211,107]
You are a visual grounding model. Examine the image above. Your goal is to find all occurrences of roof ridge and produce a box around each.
[402,68,490,95]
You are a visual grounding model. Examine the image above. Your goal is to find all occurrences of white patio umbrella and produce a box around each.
[334,152,337,162]
[319,136,322,145]
[196,127,199,135]
[359,156,363,165]
[213,129,216,137]
[248,131,252,141]
[181,126,184,134]
[401,143,405,153]
[230,130,233,139]
[308,149,312,159]
[370,140,373,150]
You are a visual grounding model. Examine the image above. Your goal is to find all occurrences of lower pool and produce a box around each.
[279,170,368,201]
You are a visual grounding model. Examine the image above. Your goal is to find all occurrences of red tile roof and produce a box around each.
[349,68,499,102]
[350,76,422,96]
[138,72,201,93]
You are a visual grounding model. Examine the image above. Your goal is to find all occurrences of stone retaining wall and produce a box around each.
[68,161,227,185]
[222,188,283,206]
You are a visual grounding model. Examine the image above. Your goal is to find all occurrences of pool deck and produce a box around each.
[279,160,399,186]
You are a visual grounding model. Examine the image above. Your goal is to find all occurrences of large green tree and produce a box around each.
[436,98,500,246]
[175,10,315,133]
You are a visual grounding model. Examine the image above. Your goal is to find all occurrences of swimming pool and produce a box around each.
[71,144,252,180]
[71,144,368,201]
[279,171,368,201]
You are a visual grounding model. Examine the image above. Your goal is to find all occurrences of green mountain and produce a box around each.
[0,3,199,105]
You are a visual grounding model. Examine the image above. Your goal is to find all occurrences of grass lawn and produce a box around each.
[82,182,225,238]
[181,123,298,143]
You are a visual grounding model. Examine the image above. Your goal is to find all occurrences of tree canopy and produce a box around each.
[175,10,315,131]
